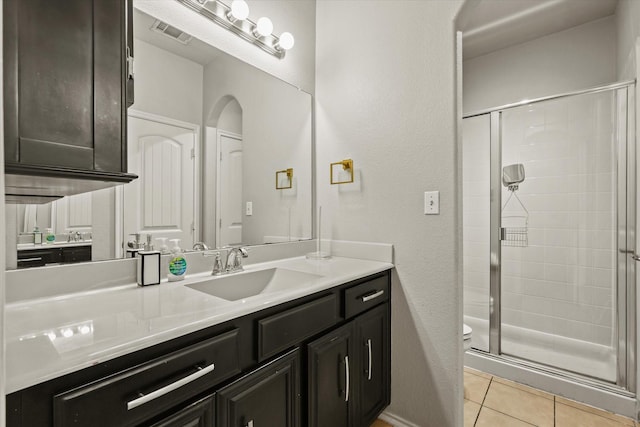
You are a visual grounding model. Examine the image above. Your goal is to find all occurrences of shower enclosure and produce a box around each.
[462,81,636,394]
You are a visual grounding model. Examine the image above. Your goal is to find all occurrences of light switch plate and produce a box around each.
[246,201,253,216]
[424,191,439,215]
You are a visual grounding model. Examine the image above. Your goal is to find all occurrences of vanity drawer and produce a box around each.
[258,294,338,361]
[344,274,390,319]
[53,329,241,427]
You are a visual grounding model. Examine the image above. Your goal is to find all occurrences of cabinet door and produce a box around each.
[355,304,390,427]
[149,395,214,427]
[4,0,126,172]
[217,349,300,427]
[61,246,92,264]
[307,323,354,427]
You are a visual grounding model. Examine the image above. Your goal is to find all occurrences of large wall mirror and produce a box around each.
[6,2,313,270]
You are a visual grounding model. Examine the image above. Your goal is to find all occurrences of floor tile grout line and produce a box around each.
[494,378,554,401]
[556,400,634,427]
[473,376,493,426]
[482,377,554,426]
[483,404,545,426]
[481,376,492,406]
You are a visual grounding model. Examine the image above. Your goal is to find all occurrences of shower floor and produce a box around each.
[465,316,616,383]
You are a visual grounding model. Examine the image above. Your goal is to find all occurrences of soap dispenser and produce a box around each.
[45,228,55,244]
[167,239,187,281]
[156,237,169,254]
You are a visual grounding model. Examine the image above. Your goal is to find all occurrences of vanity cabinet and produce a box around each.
[308,322,354,427]
[217,348,301,427]
[308,304,390,427]
[52,330,240,426]
[6,270,391,427]
[16,245,91,269]
[3,0,137,203]
[149,395,215,427]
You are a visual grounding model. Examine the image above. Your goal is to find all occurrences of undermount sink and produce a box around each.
[185,268,323,301]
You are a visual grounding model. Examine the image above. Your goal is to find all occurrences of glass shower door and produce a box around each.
[498,89,627,383]
[462,114,491,352]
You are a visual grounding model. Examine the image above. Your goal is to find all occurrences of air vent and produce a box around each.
[150,20,193,44]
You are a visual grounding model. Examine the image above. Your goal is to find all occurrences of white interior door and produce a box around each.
[124,114,196,250]
[54,193,92,234]
[216,131,243,247]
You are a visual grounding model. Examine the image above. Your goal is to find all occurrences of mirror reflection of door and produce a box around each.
[217,130,243,247]
[55,193,92,235]
[124,112,197,252]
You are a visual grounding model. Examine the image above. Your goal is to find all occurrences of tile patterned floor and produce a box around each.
[465,367,638,427]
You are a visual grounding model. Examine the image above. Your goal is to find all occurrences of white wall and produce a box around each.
[316,1,463,426]
[463,16,616,114]
[202,54,312,246]
[132,39,204,126]
[134,0,316,94]
[616,0,640,80]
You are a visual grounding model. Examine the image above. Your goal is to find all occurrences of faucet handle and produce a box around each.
[210,252,224,276]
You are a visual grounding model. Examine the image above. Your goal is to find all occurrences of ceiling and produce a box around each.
[134,8,224,66]
[460,0,619,59]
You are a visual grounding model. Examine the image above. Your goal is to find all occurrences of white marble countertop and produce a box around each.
[17,241,92,251]
[5,256,393,394]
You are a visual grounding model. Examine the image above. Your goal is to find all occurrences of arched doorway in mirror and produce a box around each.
[204,95,243,249]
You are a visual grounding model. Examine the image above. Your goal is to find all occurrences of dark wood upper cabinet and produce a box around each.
[3,0,137,203]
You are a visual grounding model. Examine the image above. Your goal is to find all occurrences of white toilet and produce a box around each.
[463,324,473,351]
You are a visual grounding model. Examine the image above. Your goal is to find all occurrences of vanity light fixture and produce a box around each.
[254,17,274,37]
[276,168,294,190]
[177,0,295,59]
[228,0,249,21]
[330,159,354,185]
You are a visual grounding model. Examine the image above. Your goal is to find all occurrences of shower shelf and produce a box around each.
[501,183,529,248]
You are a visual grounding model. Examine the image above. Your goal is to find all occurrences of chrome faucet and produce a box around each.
[68,231,83,242]
[224,247,248,273]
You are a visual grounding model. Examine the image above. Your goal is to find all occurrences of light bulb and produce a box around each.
[278,32,295,50]
[229,0,249,21]
[255,17,273,37]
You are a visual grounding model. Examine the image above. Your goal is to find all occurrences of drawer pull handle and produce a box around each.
[126,363,215,410]
[344,355,350,402]
[361,290,384,302]
[366,339,373,380]
[18,257,43,262]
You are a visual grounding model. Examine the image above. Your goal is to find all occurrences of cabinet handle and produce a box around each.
[366,339,373,381]
[18,257,43,262]
[344,355,350,402]
[361,290,384,302]
[126,363,215,410]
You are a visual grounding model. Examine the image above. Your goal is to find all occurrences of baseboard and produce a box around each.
[379,411,421,427]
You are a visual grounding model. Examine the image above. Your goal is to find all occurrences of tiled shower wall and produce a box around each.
[463,90,617,349]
